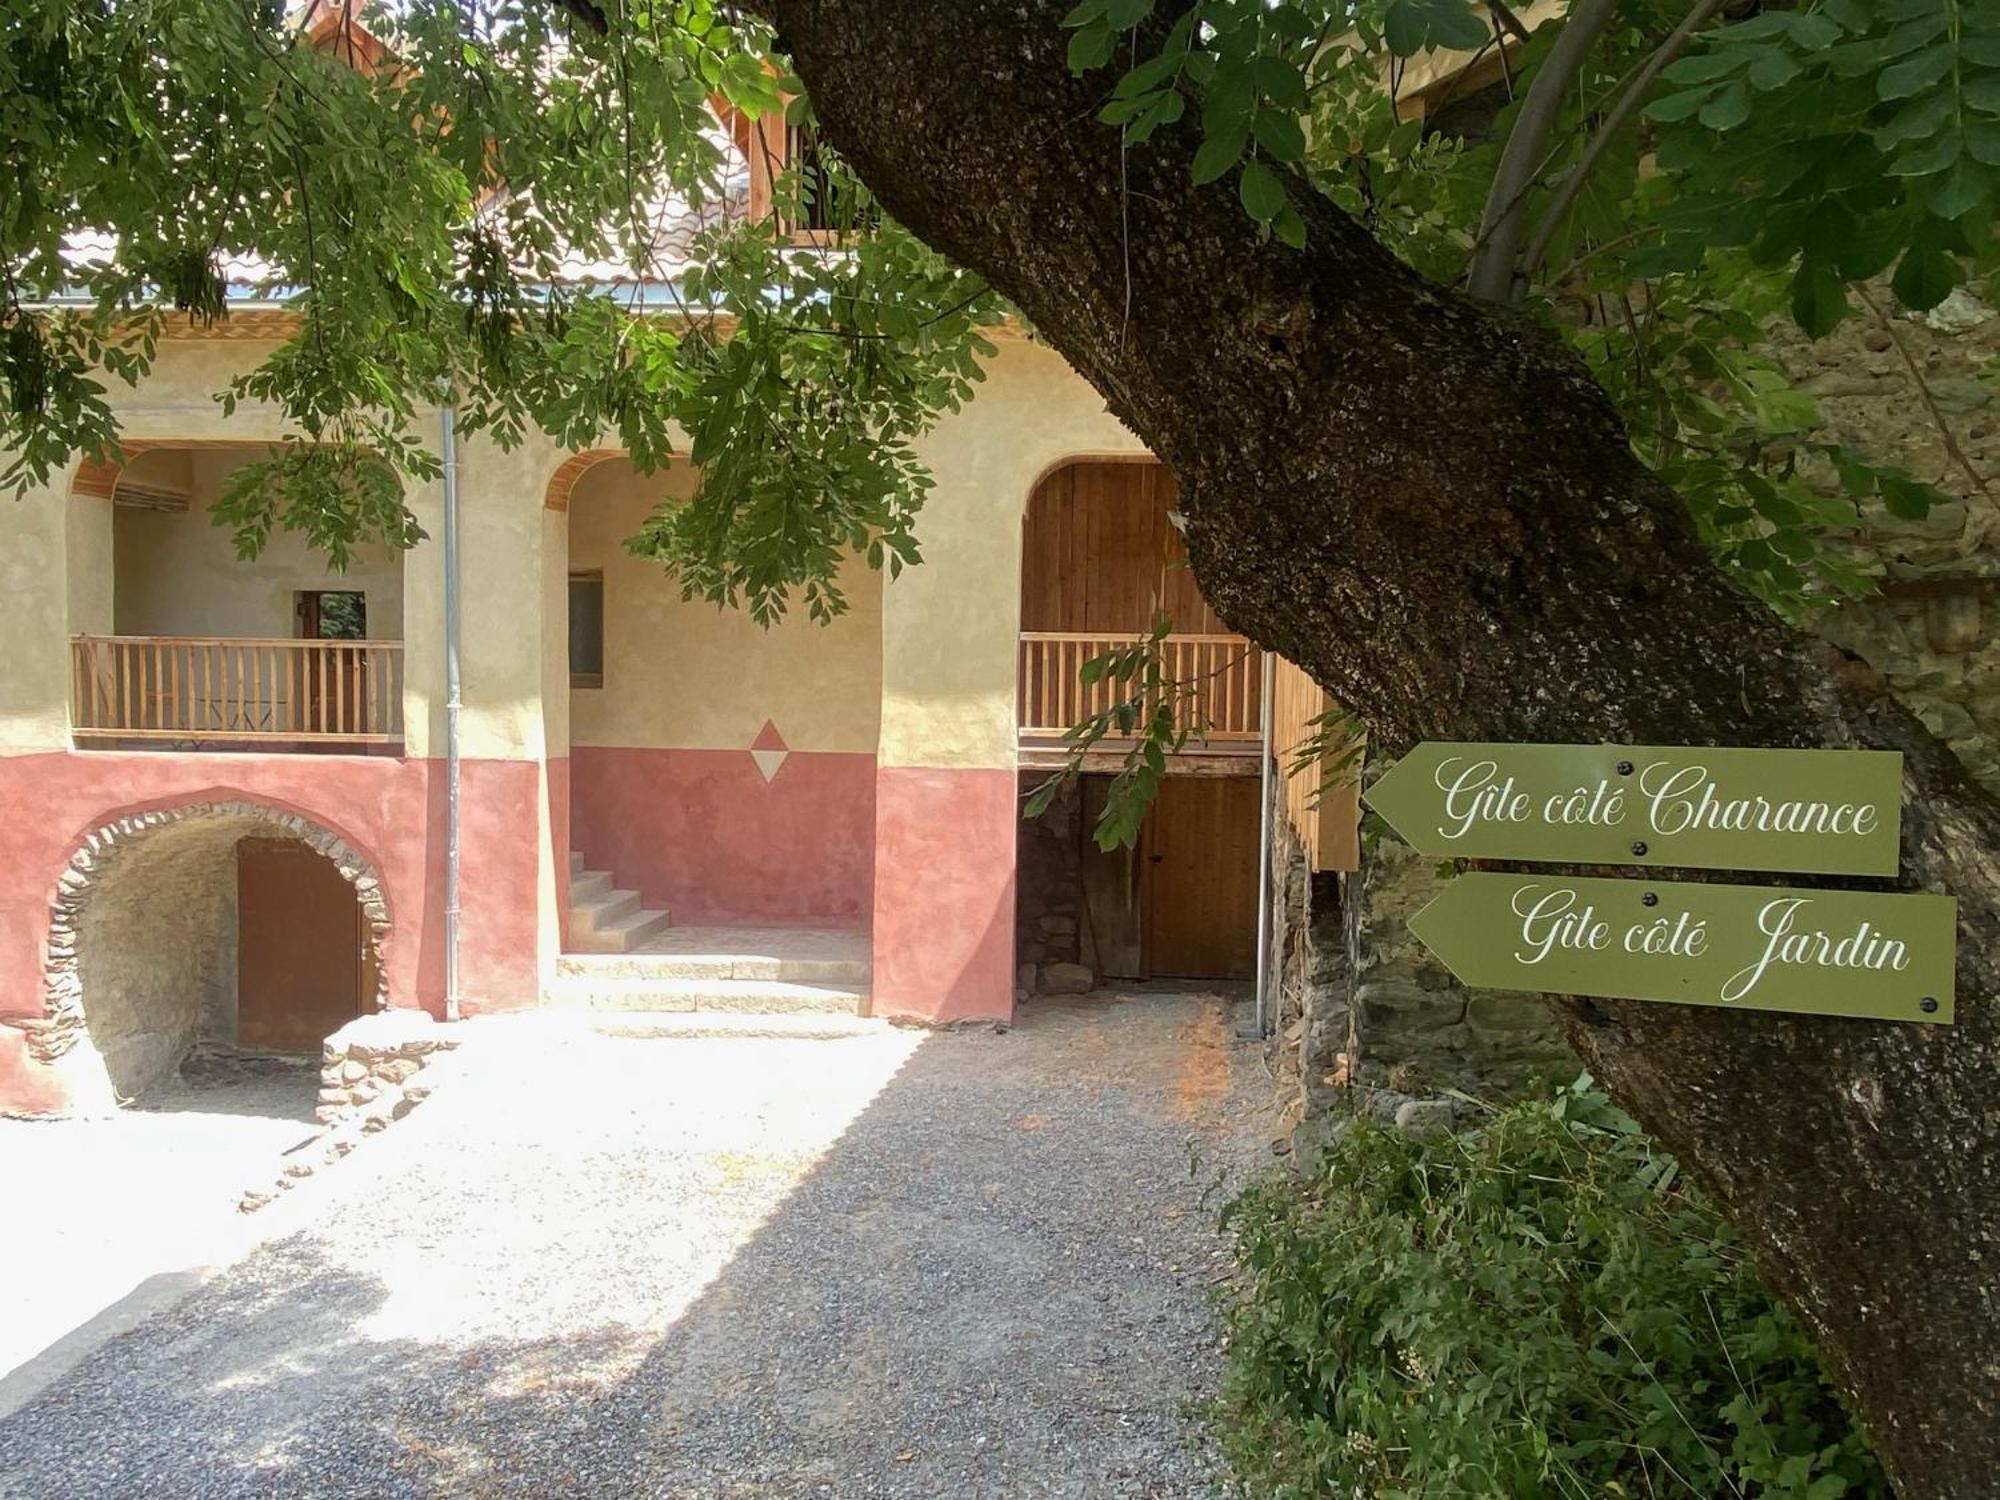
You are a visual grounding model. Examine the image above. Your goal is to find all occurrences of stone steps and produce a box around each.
[588,1011,891,1041]
[544,975,871,1016]
[566,854,670,954]
[554,940,869,986]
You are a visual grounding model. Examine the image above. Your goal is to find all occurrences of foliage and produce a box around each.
[1215,1079,1890,1499]
[1,0,1987,823]
[1067,0,1977,615]
[0,0,998,616]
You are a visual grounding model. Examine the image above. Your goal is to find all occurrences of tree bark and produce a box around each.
[760,3,2000,1491]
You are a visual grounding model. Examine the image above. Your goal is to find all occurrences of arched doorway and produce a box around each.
[1015,459,1262,988]
[39,801,389,1111]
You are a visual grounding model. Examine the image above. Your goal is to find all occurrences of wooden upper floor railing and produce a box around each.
[1017,631,1262,743]
[71,634,404,746]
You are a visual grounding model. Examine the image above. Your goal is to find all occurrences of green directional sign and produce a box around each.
[1409,873,1955,1023]
[1365,743,1903,876]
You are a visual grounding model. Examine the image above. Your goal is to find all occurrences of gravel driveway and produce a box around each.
[0,1052,321,1414]
[0,991,1272,1498]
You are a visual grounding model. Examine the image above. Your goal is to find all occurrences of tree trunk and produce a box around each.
[761,2,2000,1491]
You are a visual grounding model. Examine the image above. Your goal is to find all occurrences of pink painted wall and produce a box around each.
[870,765,1017,1024]
[0,750,545,1112]
[569,746,875,926]
[547,754,571,949]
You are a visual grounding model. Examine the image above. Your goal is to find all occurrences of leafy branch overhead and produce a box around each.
[1061,0,1987,608]
[0,0,998,619]
[0,0,1988,635]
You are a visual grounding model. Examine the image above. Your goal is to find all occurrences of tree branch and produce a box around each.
[1465,0,1621,303]
[1518,0,1728,286]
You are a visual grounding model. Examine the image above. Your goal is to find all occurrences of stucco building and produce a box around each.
[0,86,1365,1115]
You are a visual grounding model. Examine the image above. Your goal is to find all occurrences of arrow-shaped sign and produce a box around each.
[1365,743,1903,876]
[1409,873,1955,1023]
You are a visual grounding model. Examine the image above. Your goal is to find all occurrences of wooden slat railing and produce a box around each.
[1017,631,1263,742]
[70,635,405,745]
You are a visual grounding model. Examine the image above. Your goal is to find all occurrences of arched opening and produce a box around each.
[42,802,389,1111]
[67,443,407,751]
[1014,458,1263,992]
[557,454,882,942]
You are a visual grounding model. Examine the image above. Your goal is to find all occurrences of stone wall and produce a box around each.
[1774,287,2000,798]
[241,1012,459,1212]
[1014,773,1087,994]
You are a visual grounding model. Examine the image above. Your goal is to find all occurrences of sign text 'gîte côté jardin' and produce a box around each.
[1364,743,1957,1025]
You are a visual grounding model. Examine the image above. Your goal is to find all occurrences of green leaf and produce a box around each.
[1930,157,1993,218]
[1791,259,1850,337]
[1191,129,1248,185]
[1105,0,1153,28]
[1645,86,1717,123]
[1067,20,1115,74]
[1879,43,1955,100]
[1660,51,1747,85]
[1893,245,1964,309]
[1881,473,1940,519]
[1240,161,1286,222]
[1272,202,1307,250]
[1251,108,1307,164]
[1382,0,1427,57]
[1699,81,1752,131]
[1250,55,1309,112]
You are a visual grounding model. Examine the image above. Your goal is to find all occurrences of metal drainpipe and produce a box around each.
[440,398,463,1023]
[1249,648,1275,1040]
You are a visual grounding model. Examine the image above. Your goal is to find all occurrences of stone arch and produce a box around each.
[544,448,626,511]
[35,799,392,1110]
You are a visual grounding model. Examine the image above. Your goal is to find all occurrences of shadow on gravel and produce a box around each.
[0,993,1259,1500]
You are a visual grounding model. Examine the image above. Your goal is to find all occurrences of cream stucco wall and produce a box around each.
[1,466,75,755]
[565,457,884,754]
[7,332,1147,774]
[885,338,1148,771]
[66,494,114,638]
[111,449,405,641]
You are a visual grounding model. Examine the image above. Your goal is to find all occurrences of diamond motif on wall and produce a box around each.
[750,719,790,784]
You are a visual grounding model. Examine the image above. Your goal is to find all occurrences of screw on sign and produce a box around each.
[1408,874,1955,1024]
[1364,743,1904,876]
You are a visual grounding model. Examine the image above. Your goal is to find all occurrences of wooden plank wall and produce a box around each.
[1271,656,1362,874]
[1020,461,1227,634]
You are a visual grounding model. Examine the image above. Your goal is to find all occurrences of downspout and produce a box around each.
[440,396,463,1023]
[1250,648,1275,1040]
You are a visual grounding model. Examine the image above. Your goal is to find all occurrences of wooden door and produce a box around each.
[237,837,366,1052]
[1142,777,1260,979]
[296,590,367,735]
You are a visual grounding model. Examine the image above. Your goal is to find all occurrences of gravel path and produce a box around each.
[0,992,1273,1499]
[0,1052,321,1411]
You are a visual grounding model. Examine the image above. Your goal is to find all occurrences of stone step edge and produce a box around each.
[587,1011,891,1041]
[543,977,870,1015]
[553,954,870,983]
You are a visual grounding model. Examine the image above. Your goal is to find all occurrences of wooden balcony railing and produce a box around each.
[1017,631,1263,743]
[71,635,405,746]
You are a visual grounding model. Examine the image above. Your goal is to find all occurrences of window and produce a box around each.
[784,121,844,235]
[298,590,367,640]
[568,571,604,689]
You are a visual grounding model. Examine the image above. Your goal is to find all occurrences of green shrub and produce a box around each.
[1215,1078,1888,1499]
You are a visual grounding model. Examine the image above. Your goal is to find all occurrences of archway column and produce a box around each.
[402,427,569,1011]
[869,342,1148,1023]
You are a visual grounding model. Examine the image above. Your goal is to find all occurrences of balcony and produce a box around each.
[70,635,405,749]
[1016,631,1262,770]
